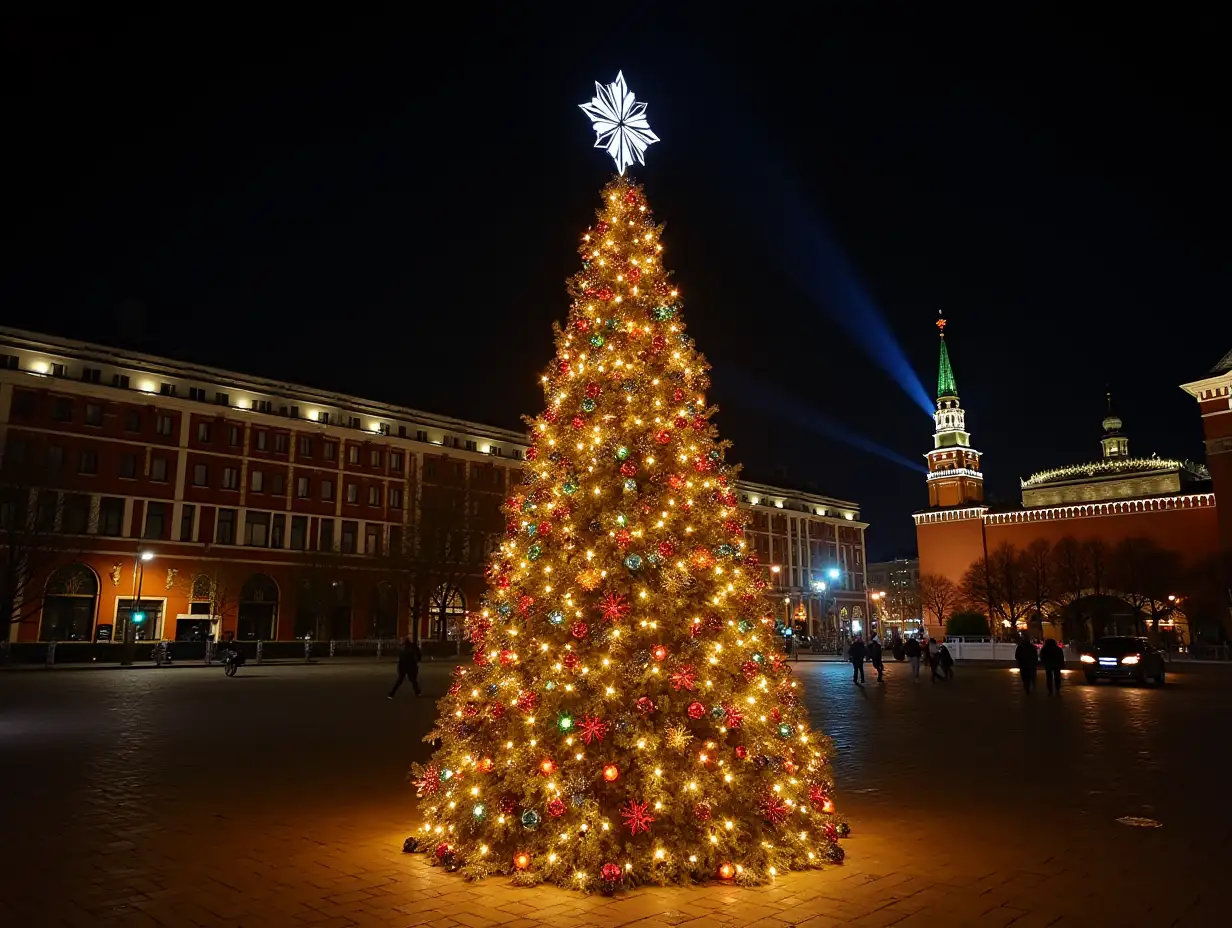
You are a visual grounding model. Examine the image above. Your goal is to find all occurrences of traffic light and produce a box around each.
[132,612,146,625]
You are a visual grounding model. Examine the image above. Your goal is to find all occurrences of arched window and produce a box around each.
[236,573,279,641]
[41,563,99,641]
[190,574,215,602]
[431,585,466,641]
[371,582,398,639]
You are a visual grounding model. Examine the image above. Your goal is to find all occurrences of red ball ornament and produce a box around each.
[718,862,736,880]
[741,660,759,680]
[525,446,539,461]
[657,540,676,558]
[615,528,632,549]
[543,409,559,424]
[603,764,620,782]
[724,706,744,729]
[518,593,535,615]
[689,622,703,639]
[499,650,516,666]
[735,745,748,759]
[536,520,553,536]
[693,801,712,822]
[687,701,706,720]
[627,266,641,283]
[472,650,489,666]
[595,286,614,302]
[435,842,452,860]
[570,621,589,639]
[514,852,531,870]
[691,415,707,432]
[571,416,586,430]
[654,279,669,296]
[596,220,609,234]
[655,429,671,445]
[585,382,601,398]
[651,644,668,661]
[563,652,580,670]
[651,335,667,352]
[624,188,638,206]
[672,388,685,402]
[619,461,637,477]
[668,474,685,490]
[674,415,688,429]
[636,696,656,714]
[575,317,591,333]
[601,862,622,883]
[547,798,566,818]
[489,703,506,719]
[499,795,517,814]
[558,360,571,375]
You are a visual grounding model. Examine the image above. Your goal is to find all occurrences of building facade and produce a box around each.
[914,319,1221,636]
[865,557,922,636]
[0,328,867,644]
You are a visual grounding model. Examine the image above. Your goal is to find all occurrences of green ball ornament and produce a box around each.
[737,619,753,634]
[521,810,541,830]
[562,482,578,495]
[752,652,765,664]
[623,478,637,492]
[777,723,793,739]
[616,513,627,527]
[548,611,564,626]
[624,554,643,571]
[581,398,597,412]
[616,446,630,461]
[590,334,605,348]
[527,544,543,561]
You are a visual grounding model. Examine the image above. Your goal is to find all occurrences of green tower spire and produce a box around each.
[936,313,957,400]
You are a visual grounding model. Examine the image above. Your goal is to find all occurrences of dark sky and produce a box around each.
[3,10,1230,560]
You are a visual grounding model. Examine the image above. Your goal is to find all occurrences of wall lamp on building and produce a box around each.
[828,567,840,580]
[811,581,827,593]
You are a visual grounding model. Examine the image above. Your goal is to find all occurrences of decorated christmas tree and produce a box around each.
[409,74,844,893]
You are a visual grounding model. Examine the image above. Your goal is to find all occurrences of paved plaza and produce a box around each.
[2,658,1229,927]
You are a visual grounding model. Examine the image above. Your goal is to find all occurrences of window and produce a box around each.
[296,476,309,498]
[322,480,334,501]
[274,433,288,453]
[319,519,334,551]
[145,503,167,540]
[317,411,330,425]
[124,410,142,432]
[368,485,380,506]
[78,449,98,474]
[390,452,403,472]
[453,463,463,479]
[346,483,359,504]
[160,382,177,396]
[397,425,407,438]
[7,438,26,468]
[179,504,196,541]
[119,453,138,479]
[51,397,73,421]
[425,460,436,477]
[370,449,382,467]
[250,470,264,492]
[416,430,428,442]
[193,463,208,486]
[111,373,130,389]
[36,491,57,532]
[156,414,173,436]
[151,457,168,482]
[271,473,285,495]
[254,430,268,451]
[341,521,357,554]
[215,392,230,406]
[228,425,241,447]
[99,497,124,536]
[389,488,403,509]
[389,524,403,553]
[222,467,239,490]
[63,494,90,534]
[244,512,270,547]
[197,421,212,442]
[465,439,477,452]
[12,390,35,417]
[377,423,390,436]
[1,354,21,371]
[365,524,381,556]
[347,416,360,429]
[189,387,207,402]
[47,445,64,470]
[347,445,359,464]
[290,515,307,550]
[85,403,103,426]
[216,509,236,545]
[298,437,312,457]
[323,442,336,461]
[50,362,66,378]
[271,514,285,549]
[254,399,272,414]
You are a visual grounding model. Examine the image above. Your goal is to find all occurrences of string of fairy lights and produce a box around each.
[408,175,846,892]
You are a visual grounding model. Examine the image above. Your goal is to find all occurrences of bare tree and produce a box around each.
[918,573,960,630]
[0,482,77,642]
[175,563,241,633]
[1050,536,1090,640]
[417,477,474,644]
[1022,538,1055,637]
[291,546,347,641]
[962,543,1033,635]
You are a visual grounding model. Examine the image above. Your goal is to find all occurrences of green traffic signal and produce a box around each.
[132,612,146,625]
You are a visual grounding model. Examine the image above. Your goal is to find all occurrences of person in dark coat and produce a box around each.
[388,636,422,698]
[1039,638,1065,694]
[904,636,922,682]
[1014,633,1038,693]
[938,644,954,679]
[868,635,884,683]
[848,636,866,685]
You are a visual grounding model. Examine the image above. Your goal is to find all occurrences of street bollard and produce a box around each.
[304,639,312,662]
[204,641,213,665]
[256,640,264,664]
[46,640,57,667]
[376,640,382,659]
[329,639,336,658]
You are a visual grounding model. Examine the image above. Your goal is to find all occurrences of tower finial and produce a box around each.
[936,308,946,337]
[936,312,957,400]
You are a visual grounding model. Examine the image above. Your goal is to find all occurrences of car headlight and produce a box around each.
[1121,654,1141,665]
[1080,653,1096,664]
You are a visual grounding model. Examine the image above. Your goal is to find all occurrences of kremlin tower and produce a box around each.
[925,314,984,508]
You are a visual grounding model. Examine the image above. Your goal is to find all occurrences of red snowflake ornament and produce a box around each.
[599,592,630,622]
[635,696,656,714]
[759,795,789,825]
[579,714,609,744]
[571,621,589,639]
[687,701,706,720]
[670,663,697,691]
[620,799,655,835]
[414,765,440,797]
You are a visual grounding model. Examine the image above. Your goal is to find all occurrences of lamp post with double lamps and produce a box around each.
[120,550,155,666]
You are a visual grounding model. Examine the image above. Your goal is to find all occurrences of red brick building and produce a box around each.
[914,319,1222,635]
[0,328,867,644]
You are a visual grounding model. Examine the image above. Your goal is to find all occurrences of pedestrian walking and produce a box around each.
[1014,632,1038,693]
[1040,637,1064,694]
[848,635,866,685]
[938,643,954,679]
[388,635,422,699]
[904,636,922,682]
[868,635,884,683]
[927,638,942,682]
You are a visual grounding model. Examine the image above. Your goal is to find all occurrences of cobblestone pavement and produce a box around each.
[2,659,1229,927]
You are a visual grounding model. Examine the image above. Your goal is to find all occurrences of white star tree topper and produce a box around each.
[579,71,660,175]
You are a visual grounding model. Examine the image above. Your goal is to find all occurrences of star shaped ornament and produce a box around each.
[579,71,660,175]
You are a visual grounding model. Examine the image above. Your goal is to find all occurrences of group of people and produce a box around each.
[847,633,954,684]
[1014,634,1066,694]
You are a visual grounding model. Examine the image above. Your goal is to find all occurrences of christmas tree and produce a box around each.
[410,174,845,891]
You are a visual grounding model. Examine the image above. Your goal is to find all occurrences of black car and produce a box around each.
[1079,636,1166,686]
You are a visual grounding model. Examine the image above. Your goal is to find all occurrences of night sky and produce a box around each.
[3,11,1229,559]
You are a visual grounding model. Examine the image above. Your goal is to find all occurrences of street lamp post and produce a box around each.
[121,550,155,666]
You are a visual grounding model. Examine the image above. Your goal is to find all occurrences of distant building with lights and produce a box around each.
[0,327,867,646]
[914,318,1221,636]
[866,557,922,635]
